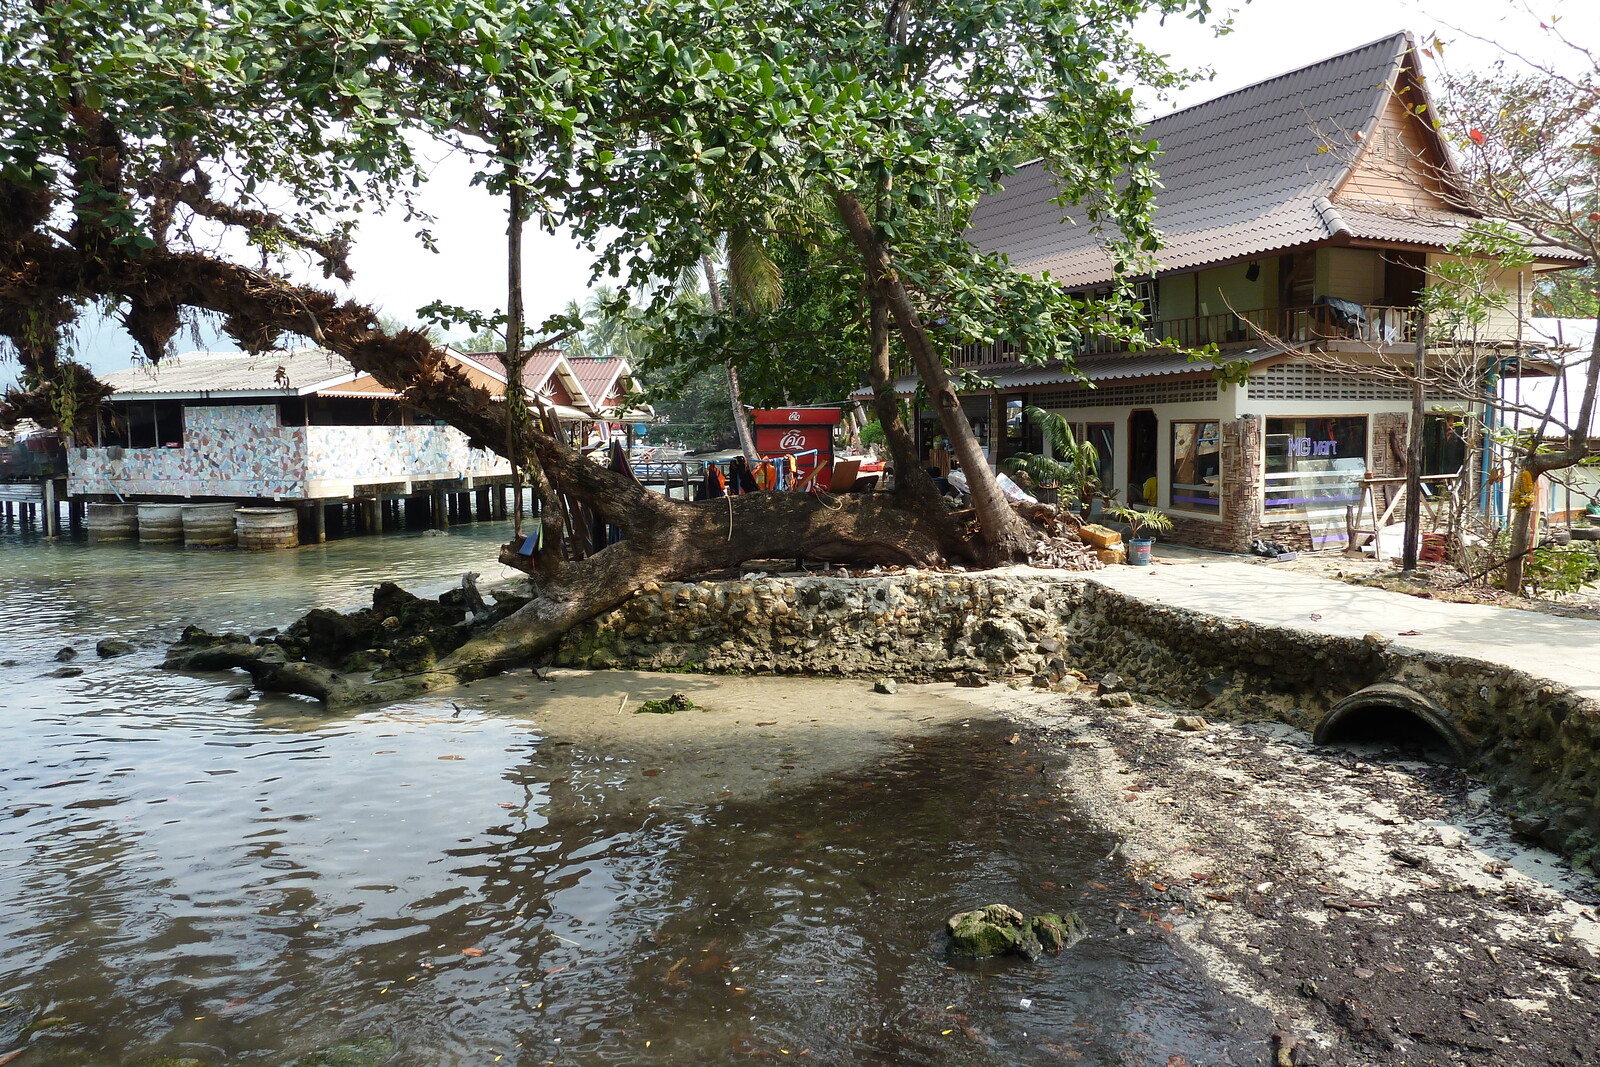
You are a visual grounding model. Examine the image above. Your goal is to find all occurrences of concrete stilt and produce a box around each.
[475,487,491,521]
[432,490,448,529]
[311,502,327,543]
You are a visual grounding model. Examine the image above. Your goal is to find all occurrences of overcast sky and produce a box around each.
[18,0,1600,386]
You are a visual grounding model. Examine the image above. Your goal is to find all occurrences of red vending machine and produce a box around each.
[753,408,842,489]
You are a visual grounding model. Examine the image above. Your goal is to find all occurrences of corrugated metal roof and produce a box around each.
[101,348,361,399]
[967,33,1420,287]
[848,348,1286,398]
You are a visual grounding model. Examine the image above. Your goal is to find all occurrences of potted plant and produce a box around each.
[1104,502,1174,566]
[1002,407,1104,516]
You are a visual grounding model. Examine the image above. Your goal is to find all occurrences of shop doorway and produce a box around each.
[1128,410,1158,505]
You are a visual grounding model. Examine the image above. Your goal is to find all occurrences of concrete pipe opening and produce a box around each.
[1314,683,1470,763]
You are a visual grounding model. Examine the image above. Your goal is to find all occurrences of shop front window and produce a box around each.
[1264,416,1367,513]
[1171,420,1222,513]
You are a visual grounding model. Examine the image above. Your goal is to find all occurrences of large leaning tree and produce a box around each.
[1,0,1209,699]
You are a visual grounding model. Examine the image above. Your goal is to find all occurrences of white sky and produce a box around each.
[19,0,1600,385]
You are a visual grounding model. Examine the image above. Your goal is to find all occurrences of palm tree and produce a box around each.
[1002,406,1106,517]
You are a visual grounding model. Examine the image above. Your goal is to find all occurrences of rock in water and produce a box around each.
[96,638,136,658]
[54,646,78,662]
[1031,912,1087,954]
[947,904,1035,958]
[286,1037,396,1067]
[947,904,1085,961]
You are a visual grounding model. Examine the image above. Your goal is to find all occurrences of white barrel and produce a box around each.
[136,503,185,544]
[234,507,299,550]
[86,502,140,543]
[183,503,238,547]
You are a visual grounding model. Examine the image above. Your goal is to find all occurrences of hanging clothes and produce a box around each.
[728,456,761,495]
[696,464,728,501]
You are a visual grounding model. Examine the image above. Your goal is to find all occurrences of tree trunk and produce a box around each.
[702,253,760,462]
[1402,315,1426,573]
[864,283,961,529]
[831,189,1034,562]
[1504,308,1600,594]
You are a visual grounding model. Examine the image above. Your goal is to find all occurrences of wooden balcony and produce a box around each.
[1078,303,1420,357]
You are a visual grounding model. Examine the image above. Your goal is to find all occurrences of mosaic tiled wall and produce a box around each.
[69,405,508,500]
[303,425,507,496]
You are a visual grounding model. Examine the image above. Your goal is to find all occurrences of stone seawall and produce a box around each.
[555,570,1600,871]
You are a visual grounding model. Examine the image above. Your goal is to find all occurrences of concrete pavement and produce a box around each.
[1087,557,1600,702]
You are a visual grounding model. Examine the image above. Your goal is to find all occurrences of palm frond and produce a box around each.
[725,226,783,313]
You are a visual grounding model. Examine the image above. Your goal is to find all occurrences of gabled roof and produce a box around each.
[100,348,368,400]
[565,356,636,410]
[966,33,1582,287]
[464,349,596,413]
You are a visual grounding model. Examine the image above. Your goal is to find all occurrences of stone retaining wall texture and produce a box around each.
[555,571,1600,872]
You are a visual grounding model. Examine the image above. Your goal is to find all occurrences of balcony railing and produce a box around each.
[1079,303,1421,357]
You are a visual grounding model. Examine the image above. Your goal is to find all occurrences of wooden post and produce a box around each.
[41,480,57,538]
[1403,313,1427,573]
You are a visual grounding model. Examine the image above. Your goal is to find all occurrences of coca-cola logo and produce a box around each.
[778,430,808,450]
[788,411,802,421]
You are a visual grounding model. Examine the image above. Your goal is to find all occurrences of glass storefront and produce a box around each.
[1263,416,1367,514]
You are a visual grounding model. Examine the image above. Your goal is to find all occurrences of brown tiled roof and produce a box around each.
[565,356,631,406]
[463,349,559,388]
[968,33,1427,287]
[463,348,600,413]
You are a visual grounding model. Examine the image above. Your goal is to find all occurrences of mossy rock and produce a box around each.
[341,648,390,672]
[637,693,697,714]
[946,904,1038,959]
[1032,912,1086,954]
[947,904,1085,960]
[285,1036,396,1067]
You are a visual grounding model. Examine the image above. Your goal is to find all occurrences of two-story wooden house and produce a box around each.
[902,32,1585,552]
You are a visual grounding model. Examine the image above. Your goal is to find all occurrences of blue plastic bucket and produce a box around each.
[1129,538,1153,566]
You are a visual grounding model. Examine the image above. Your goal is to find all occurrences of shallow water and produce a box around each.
[1,522,1265,1065]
